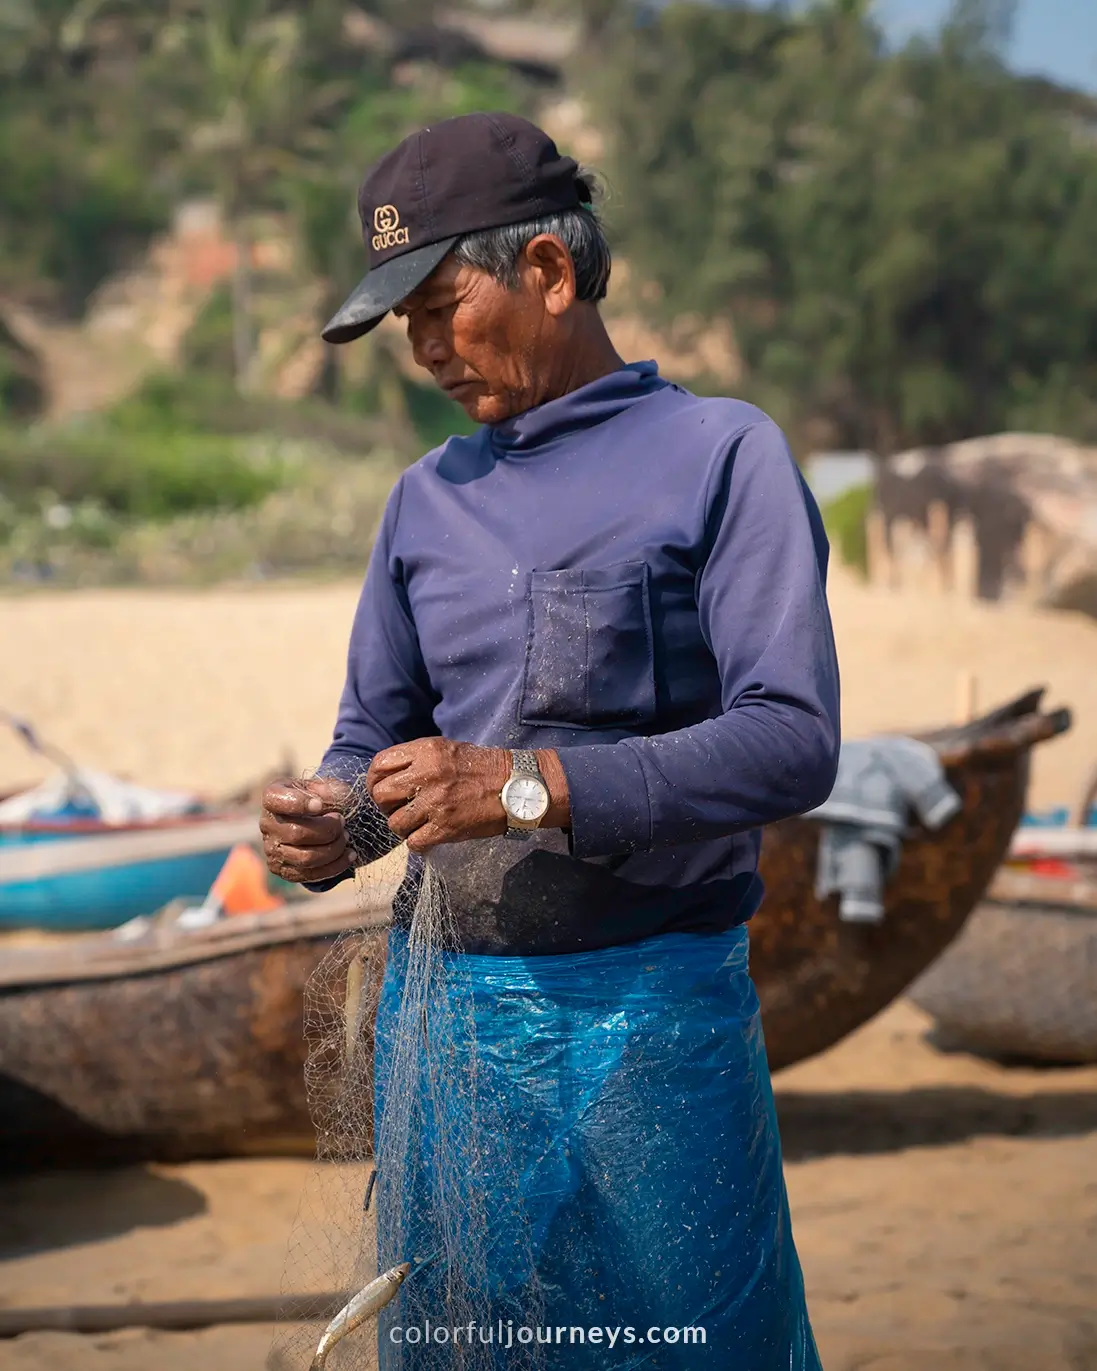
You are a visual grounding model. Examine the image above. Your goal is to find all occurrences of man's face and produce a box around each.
[393,239,572,426]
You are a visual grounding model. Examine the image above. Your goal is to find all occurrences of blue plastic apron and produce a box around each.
[373,923,822,1369]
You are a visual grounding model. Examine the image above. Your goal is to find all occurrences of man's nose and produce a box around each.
[409,323,450,372]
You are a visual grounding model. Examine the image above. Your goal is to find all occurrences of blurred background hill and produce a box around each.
[2,0,1096,591]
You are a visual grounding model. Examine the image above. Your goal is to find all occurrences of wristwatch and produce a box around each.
[500,750,551,839]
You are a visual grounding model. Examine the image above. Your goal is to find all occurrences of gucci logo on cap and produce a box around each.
[371,203,410,252]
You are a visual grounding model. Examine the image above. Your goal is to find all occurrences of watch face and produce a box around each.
[503,775,550,823]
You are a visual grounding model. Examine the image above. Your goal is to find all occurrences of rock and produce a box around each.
[867,433,1097,619]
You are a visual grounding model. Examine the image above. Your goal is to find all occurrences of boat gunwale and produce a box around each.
[0,814,261,886]
[986,867,1097,916]
[0,888,392,991]
[1,812,232,839]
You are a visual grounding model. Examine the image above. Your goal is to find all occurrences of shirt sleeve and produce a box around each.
[305,478,441,889]
[557,419,842,859]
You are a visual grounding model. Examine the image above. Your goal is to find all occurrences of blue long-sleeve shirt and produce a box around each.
[316,361,841,955]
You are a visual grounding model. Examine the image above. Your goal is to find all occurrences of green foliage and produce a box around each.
[819,482,872,577]
[0,422,285,521]
[590,0,1097,453]
[0,2,528,324]
[0,322,44,420]
[0,451,403,588]
[112,371,403,456]
[0,106,168,317]
[0,1,525,583]
[7,0,1097,590]
[0,361,408,585]
[0,1,174,316]
[180,285,238,377]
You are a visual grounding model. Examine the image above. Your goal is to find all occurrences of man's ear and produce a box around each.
[522,234,576,317]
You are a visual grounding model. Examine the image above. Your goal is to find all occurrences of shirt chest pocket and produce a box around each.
[519,562,657,730]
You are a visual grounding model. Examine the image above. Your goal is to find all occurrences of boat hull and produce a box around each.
[0,690,1072,1168]
[752,745,1031,1070]
[0,938,335,1167]
[0,815,258,932]
[0,850,233,931]
[910,870,1097,1064]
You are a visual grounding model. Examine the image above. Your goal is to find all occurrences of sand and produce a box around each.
[2,1001,1096,1370]
[1,566,1095,808]
[2,568,1097,1368]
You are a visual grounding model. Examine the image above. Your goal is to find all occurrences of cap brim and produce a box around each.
[320,238,458,345]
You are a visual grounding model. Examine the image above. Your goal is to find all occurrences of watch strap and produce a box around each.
[503,749,548,838]
[511,749,542,779]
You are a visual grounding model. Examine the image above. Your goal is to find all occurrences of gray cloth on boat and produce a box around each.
[806,736,962,923]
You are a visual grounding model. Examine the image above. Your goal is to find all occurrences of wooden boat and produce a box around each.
[0,812,260,932]
[910,866,1097,1064]
[0,886,388,1170]
[1008,827,1097,859]
[0,688,1069,1168]
[752,686,1070,1069]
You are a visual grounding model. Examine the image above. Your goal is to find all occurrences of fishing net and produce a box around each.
[269,772,822,1371]
[269,775,546,1371]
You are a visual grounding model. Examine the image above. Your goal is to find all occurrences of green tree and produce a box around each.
[162,0,344,391]
[0,0,171,317]
[590,0,1097,452]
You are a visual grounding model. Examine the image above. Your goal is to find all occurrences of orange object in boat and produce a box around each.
[208,843,284,916]
[1025,857,1078,879]
[1003,856,1078,880]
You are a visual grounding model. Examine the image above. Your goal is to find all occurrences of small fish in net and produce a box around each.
[310,1263,411,1370]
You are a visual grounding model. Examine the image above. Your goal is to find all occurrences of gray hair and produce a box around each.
[452,185,612,304]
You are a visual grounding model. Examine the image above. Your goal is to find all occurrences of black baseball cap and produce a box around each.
[321,111,588,345]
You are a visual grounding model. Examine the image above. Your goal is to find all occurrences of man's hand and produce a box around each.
[367,739,570,854]
[367,739,509,854]
[259,775,355,884]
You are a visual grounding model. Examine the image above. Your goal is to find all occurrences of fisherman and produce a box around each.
[261,112,839,1368]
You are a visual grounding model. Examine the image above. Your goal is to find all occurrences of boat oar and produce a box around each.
[0,1292,344,1338]
[1,707,83,779]
[1,707,94,810]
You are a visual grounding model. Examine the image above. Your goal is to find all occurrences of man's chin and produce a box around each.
[456,393,506,426]
[441,383,515,427]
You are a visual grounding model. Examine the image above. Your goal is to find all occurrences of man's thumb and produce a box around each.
[262,775,350,817]
[303,774,353,814]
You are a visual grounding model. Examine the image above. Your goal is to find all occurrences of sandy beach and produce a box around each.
[2,567,1096,1369]
[1,565,1095,808]
[2,1001,1095,1370]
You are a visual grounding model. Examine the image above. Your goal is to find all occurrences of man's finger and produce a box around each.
[259,811,344,846]
[366,747,418,785]
[271,852,355,885]
[370,773,420,815]
[385,796,431,840]
[264,836,349,871]
[263,779,328,818]
[305,775,353,810]
[405,821,447,854]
